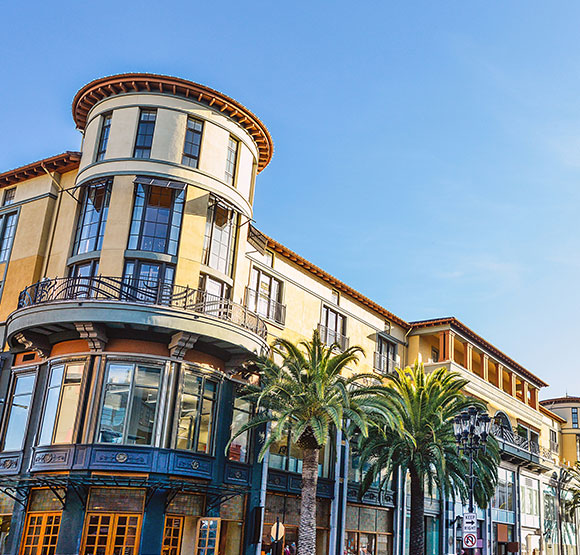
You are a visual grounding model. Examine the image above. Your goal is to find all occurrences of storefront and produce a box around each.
[345,504,393,555]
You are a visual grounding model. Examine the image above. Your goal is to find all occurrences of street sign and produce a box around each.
[270,522,285,542]
[462,512,477,534]
[463,533,477,548]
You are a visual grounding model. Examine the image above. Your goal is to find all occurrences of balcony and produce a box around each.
[491,424,551,471]
[244,287,286,325]
[317,323,349,351]
[8,276,268,357]
[373,352,396,375]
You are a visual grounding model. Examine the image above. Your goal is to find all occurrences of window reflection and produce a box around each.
[73,181,111,255]
[228,395,252,463]
[3,373,35,451]
[176,368,218,454]
[98,362,161,445]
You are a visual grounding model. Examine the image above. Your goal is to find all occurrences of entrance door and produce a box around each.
[20,513,61,555]
[195,518,220,555]
[81,513,141,555]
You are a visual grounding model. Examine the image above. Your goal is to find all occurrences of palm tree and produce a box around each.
[358,362,499,555]
[228,330,390,555]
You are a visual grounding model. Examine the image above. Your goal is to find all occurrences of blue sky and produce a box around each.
[1,1,579,398]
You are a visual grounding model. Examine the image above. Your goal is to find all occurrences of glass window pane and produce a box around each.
[39,387,60,445]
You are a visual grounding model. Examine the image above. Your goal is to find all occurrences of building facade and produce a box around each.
[0,73,576,555]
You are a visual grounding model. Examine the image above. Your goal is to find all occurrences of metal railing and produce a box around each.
[244,287,286,325]
[373,352,396,375]
[491,424,540,455]
[18,276,268,339]
[317,323,349,351]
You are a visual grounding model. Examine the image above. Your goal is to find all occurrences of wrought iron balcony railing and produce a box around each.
[244,287,286,325]
[18,276,268,339]
[373,352,396,375]
[317,323,349,351]
[491,424,540,455]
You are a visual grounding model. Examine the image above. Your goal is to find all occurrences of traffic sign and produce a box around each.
[463,512,477,534]
[463,533,477,548]
[270,522,285,542]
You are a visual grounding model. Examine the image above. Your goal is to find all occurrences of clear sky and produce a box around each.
[1,1,579,398]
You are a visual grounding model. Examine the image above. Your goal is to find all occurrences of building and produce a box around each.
[0,72,576,555]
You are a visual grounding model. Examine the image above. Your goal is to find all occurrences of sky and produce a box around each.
[1,1,579,398]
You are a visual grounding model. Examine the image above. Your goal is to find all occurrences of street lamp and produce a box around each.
[454,407,492,554]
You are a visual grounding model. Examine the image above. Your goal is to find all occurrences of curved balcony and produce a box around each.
[8,276,268,357]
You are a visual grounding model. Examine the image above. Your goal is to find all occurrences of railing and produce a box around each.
[18,276,268,339]
[491,424,540,455]
[317,323,349,351]
[373,352,396,375]
[244,287,286,325]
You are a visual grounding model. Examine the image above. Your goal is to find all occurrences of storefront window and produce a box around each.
[0,493,14,555]
[228,394,252,463]
[97,362,162,445]
[345,504,393,555]
[39,362,85,445]
[21,489,64,555]
[3,372,35,451]
[492,468,515,511]
[175,368,218,454]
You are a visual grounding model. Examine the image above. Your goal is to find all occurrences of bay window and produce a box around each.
[72,180,112,255]
[39,362,85,445]
[175,368,218,454]
[128,182,185,256]
[98,362,162,445]
[2,372,35,451]
[202,199,237,276]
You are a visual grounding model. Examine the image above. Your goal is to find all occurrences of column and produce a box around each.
[511,373,517,397]
[438,332,446,361]
[498,364,504,391]
[139,490,166,555]
[482,354,489,382]
[465,343,473,372]
[448,331,455,363]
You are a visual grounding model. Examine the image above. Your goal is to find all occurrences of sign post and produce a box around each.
[270,519,285,555]
[462,512,478,551]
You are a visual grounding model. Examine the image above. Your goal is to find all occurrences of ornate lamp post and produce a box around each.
[453,407,492,554]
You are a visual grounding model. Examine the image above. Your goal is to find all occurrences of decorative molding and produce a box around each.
[75,322,108,351]
[14,331,51,358]
[169,332,199,359]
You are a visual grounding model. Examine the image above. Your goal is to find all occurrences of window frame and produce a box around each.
[181,117,204,168]
[127,183,185,256]
[96,360,164,446]
[202,198,238,276]
[38,360,87,446]
[2,188,15,206]
[2,369,37,452]
[224,136,239,186]
[173,366,220,455]
[72,180,112,256]
[247,265,285,324]
[227,390,253,464]
[319,304,348,350]
[133,109,157,159]
[572,408,578,429]
[0,210,18,263]
[95,112,113,162]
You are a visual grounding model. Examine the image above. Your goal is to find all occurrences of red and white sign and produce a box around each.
[463,533,477,548]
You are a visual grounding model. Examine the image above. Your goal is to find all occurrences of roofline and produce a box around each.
[0,152,81,187]
[409,317,549,388]
[260,229,410,329]
[72,73,273,173]
[539,404,567,423]
[541,397,580,405]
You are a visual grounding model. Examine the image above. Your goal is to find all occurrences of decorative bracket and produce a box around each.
[75,323,108,352]
[14,331,51,358]
[169,332,199,359]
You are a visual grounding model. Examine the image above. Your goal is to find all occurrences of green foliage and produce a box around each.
[359,361,499,508]
[227,329,394,460]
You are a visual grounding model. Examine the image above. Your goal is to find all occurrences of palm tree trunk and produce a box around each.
[409,467,425,555]
[298,447,319,555]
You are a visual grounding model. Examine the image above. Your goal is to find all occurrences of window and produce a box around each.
[225,136,239,186]
[228,394,252,463]
[72,181,112,255]
[576,436,580,462]
[128,183,184,256]
[21,489,63,555]
[162,516,183,555]
[175,368,218,454]
[3,373,35,451]
[573,408,578,429]
[246,267,284,324]
[203,199,237,275]
[96,112,112,161]
[97,362,162,445]
[2,188,15,206]
[38,363,85,445]
[331,290,340,305]
[431,347,439,363]
[124,260,175,304]
[374,336,396,375]
[133,109,157,159]
[197,274,231,317]
[81,488,144,555]
[520,477,540,517]
[0,492,14,554]
[492,468,515,512]
[0,212,17,263]
[319,306,347,350]
[345,505,393,555]
[182,117,203,168]
[550,429,558,452]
